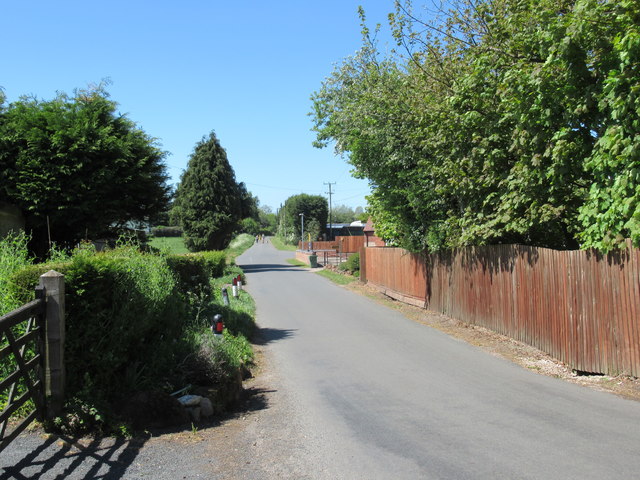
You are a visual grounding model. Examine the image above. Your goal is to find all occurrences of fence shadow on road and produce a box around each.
[0,433,149,480]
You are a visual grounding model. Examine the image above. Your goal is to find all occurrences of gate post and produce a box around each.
[38,271,65,420]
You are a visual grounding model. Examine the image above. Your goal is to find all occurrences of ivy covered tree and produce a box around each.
[0,85,170,255]
[311,0,640,253]
[174,132,246,251]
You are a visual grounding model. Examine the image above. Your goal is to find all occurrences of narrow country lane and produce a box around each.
[231,240,640,479]
[2,239,640,479]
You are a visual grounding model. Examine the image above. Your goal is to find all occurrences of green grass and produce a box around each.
[315,269,357,285]
[287,258,308,268]
[225,233,255,262]
[271,236,297,251]
[148,236,189,254]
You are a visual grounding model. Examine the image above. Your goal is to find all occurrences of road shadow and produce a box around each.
[238,263,301,273]
[252,326,297,346]
[1,383,277,479]
[0,432,149,480]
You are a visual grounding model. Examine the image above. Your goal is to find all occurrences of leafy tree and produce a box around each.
[175,132,245,251]
[277,194,328,242]
[258,205,277,235]
[0,85,170,256]
[311,0,640,253]
[240,217,260,236]
[331,204,359,224]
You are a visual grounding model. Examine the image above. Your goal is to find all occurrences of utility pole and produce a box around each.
[325,182,336,240]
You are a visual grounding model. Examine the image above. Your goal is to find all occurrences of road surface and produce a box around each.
[231,240,640,479]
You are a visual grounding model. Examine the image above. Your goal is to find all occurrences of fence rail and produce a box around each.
[298,236,365,253]
[360,244,640,377]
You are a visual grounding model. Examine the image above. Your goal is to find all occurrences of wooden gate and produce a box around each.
[0,271,65,453]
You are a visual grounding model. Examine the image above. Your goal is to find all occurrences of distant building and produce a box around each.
[363,218,385,247]
[325,222,364,240]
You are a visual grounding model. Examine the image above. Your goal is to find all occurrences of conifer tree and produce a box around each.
[175,132,244,251]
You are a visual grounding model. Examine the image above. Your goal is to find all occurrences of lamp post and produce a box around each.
[299,213,304,251]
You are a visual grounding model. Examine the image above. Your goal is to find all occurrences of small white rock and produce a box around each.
[178,394,202,407]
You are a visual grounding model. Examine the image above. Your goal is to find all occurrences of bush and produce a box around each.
[338,252,360,276]
[166,251,226,294]
[2,238,254,434]
[0,231,33,315]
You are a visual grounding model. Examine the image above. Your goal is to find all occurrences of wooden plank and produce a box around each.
[0,328,41,361]
[0,300,44,330]
[0,355,41,394]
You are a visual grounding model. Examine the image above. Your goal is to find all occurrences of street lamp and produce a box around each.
[299,213,304,251]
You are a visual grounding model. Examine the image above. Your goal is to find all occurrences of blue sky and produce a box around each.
[1,1,398,212]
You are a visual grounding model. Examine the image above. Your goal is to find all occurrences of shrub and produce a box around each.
[166,251,226,293]
[338,252,360,276]
[0,231,33,315]
[2,237,254,433]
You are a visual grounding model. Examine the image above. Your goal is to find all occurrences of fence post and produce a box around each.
[38,270,65,421]
[359,246,367,284]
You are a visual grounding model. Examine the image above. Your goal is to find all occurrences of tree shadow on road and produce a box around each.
[238,263,301,273]
[251,327,296,346]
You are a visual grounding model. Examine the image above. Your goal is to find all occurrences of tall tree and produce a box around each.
[175,132,244,251]
[311,0,640,252]
[277,194,328,242]
[0,85,170,255]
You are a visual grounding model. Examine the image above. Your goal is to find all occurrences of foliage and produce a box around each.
[240,217,261,236]
[271,236,297,251]
[2,237,255,434]
[0,231,32,315]
[0,84,170,256]
[225,233,256,262]
[330,204,362,224]
[316,269,357,285]
[310,0,640,253]
[174,132,249,252]
[338,252,360,276]
[258,205,277,235]
[167,250,226,286]
[276,194,328,242]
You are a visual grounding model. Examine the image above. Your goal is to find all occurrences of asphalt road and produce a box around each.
[233,240,640,479]
[2,240,640,479]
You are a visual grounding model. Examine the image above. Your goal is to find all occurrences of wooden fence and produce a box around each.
[0,271,65,452]
[298,236,365,253]
[360,245,640,377]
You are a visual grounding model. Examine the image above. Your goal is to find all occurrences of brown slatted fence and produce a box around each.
[299,236,365,253]
[361,244,640,376]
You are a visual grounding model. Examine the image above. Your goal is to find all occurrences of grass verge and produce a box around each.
[286,258,307,268]
[315,269,357,285]
[271,236,297,251]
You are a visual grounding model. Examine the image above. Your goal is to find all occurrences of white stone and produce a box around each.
[178,394,202,407]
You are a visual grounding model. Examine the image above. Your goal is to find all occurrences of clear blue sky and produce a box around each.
[1,1,398,212]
